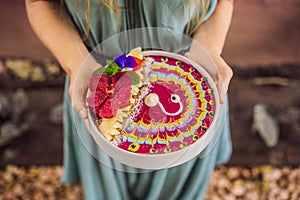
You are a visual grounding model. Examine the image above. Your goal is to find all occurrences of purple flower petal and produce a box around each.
[126,56,136,68]
[114,54,127,69]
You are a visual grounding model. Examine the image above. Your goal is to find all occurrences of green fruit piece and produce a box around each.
[126,72,140,85]
[92,67,106,75]
[105,60,122,77]
[92,60,122,77]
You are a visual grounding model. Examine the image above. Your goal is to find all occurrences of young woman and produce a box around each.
[26,0,234,199]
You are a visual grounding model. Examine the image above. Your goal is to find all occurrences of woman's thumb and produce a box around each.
[213,56,233,104]
[71,85,88,120]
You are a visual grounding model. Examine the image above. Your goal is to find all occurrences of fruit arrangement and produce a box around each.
[86,48,150,140]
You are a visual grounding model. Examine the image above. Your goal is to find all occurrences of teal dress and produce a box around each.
[62,1,232,199]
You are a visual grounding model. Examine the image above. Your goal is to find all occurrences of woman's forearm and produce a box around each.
[193,0,234,55]
[25,0,90,77]
[187,0,234,103]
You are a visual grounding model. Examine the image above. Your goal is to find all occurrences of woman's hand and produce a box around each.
[25,0,97,130]
[68,61,101,132]
[26,0,109,134]
[185,45,233,104]
[68,59,101,119]
[187,0,234,104]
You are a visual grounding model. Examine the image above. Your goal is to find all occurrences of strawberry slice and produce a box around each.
[115,73,132,90]
[86,90,110,108]
[111,72,126,85]
[89,74,110,92]
[98,98,118,118]
[113,86,132,108]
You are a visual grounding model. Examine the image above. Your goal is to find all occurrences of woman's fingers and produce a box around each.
[70,81,91,134]
[215,56,233,92]
[69,63,101,120]
[185,51,233,104]
[70,80,88,120]
[212,55,233,103]
[185,47,219,81]
[216,73,226,104]
[69,68,89,120]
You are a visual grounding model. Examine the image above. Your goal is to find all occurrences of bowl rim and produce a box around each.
[87,50,221,168]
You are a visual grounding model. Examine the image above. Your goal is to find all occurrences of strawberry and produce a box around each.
[111,71,126,85]
[113,86,132,108]
[86,90,110,108]
[115,73,132,90]
[98,98,118,118]
[89,74,110,92]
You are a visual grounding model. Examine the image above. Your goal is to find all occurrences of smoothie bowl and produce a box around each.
[86,48,221,169]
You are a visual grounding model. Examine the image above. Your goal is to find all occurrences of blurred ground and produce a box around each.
[1,165,299,200]
[0,0,300,199]
[222,0,300,67]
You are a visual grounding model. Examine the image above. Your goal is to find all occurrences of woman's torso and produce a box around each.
[63,0,217,51]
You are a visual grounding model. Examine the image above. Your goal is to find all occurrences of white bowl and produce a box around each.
[88,50,221,170]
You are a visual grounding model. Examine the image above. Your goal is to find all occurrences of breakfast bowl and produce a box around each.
[86,48,223,169]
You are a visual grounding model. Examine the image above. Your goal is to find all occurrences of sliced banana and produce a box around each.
[98,124,113,140]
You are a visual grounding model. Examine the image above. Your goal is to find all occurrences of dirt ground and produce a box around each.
[0,62,299,167]
[229,65,300,165]
[1,164,299,199]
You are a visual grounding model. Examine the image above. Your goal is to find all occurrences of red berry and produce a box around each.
[115,73,132,90]
[89,74,110,92]
[86,90,110,108]
[111,72,126,85]
[113,86,132,108]
[98,98,118,118]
